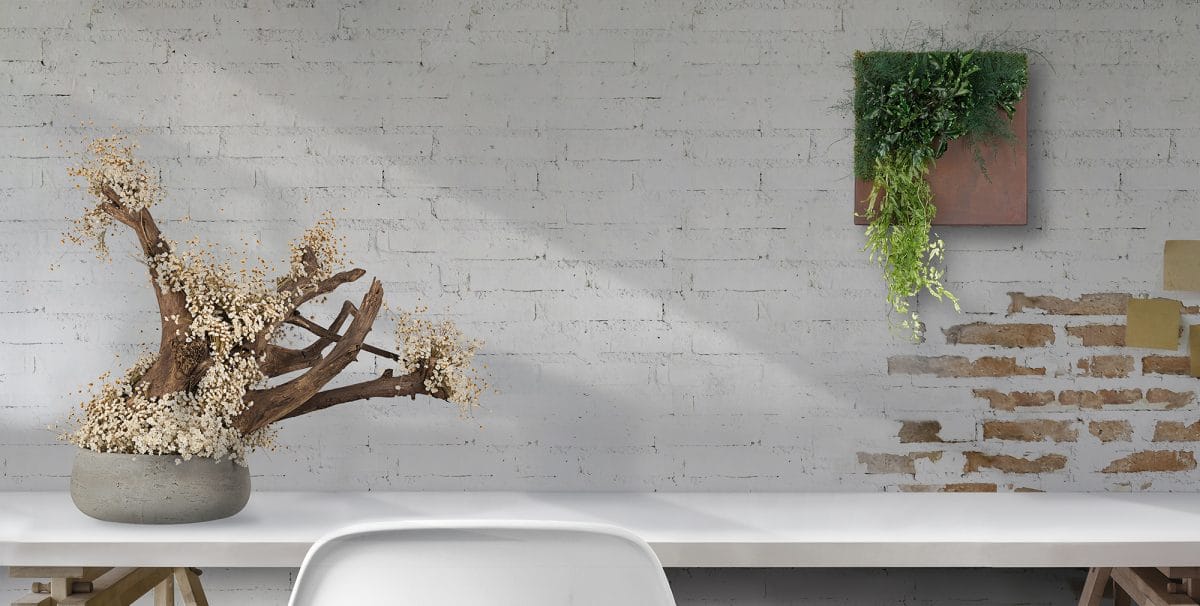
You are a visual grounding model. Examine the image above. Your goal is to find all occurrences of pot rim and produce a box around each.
[74,447,243,465]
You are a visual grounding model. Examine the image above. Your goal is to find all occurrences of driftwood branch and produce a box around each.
[288,267,367,308]
[235,279,386,434]
[277,369,427,421]
[98,185,201,398]
[258,344,321,377]
[258,300,383,377]
[287,312,401,362]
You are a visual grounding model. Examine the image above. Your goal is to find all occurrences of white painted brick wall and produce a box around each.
[1,0,1195,603]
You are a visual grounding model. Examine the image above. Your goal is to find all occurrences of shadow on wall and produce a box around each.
[1,4,931,492]
[8,2,1171,496]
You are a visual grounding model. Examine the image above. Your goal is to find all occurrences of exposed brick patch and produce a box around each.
[888,356,1046,378]
[1102,450,1196,473]
[1007,292,1130,315]
[1009,292,1199,316]
[898,421,943,443]
[1089,420,1133,442]
[983,420,1077,443]
[1147,388,1195,409]
[972,389,1056,411]
[943,322,1055,347]
[1066,324,1125,346]
[1058,389,1143,408]
[963,452,1068,474]
[1143,355,1191,376]
[857,451,942,475]
[908,290,1200,486]
[943,482,999,492]
[1153,421,1200,442]
[1076,355,1133,378]
[901,483,998,493]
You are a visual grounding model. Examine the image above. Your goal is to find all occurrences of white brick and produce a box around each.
[567,0,693,30]
[0,33,42,62]
[564,133,684,161]
[691,261,802,292]
[383,224,546,259]
[437,131,559,161]
[44,38,168,65]
[468,1,564,32]
[385,162,534,189]
[340,2,470,31]
[689,132,810,161]
[538,293,663,321]
[639,165,759,190]
[538,162,634,191]
[693,8,843,32]
[255,158,384,188]
[468,261,586,291]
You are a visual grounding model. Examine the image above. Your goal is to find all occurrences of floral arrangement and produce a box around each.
[62,137,483,463]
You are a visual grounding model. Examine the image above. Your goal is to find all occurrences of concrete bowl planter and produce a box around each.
[70,448,250,524]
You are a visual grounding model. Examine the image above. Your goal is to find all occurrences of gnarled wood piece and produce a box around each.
[98,186,200,398]
[235,279,386,434]
[258,302,371,377]
[246,264,366,356]
[258,344,322,377]
[94,181,442,434]
[278,368,428,421]
[287,312,400,362]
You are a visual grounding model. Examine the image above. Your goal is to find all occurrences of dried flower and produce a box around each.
[65,136,163,259]
[396,307,485,408]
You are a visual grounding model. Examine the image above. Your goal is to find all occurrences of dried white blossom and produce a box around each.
[65,136,163,259]
[286,212,344,287]
[66,353,275,464]
[395,307,485,408]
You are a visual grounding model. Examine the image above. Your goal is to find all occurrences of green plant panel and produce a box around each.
[853,51,1028,182]
[853,50,1028,340]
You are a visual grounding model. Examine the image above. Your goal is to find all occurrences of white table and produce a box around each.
[4,491,1200,605]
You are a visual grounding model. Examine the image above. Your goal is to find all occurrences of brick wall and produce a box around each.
[1,0,1198,604]
[866,292,1200,493]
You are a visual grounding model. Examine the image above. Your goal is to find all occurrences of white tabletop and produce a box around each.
[3,491,1200,568]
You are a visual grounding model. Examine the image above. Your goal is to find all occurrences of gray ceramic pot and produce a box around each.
[70,449,250,524]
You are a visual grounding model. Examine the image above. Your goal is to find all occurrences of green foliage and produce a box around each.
[864,154,958,340]
[854,51,1028,181]
[853,50,1026,340]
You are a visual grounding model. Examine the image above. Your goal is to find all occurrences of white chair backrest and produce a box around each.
[288,520,677,606]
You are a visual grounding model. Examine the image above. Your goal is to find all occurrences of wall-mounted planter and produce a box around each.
[851,50,1029,338]
[853,95,1028,226]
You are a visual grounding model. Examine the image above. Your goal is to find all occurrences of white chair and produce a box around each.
[288,520,677,606]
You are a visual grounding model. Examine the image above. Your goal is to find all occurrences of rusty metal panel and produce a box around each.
[854,96,1028,226]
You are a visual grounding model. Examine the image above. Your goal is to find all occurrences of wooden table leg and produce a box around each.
[174,568,209,606]
[1112,567,1200,606]
[48,579,69,603]
[9,568,109,605]
[1079,567,1112,606]
[9,594,53,606]
[154,575,175,606]
[8,566,205,606]
[1113,579,1131,606]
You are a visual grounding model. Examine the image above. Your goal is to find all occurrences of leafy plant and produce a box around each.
[853,50,1027,339]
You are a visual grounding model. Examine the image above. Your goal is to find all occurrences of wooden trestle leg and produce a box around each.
[1079,567,1112,606]
[9,567,208,606]
[1079,566,1200,606]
